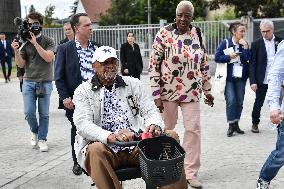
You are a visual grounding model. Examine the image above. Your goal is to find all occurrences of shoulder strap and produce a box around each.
[225,39,229,49]
[195,26,206,52]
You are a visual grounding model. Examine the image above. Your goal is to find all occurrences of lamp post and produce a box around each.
[147,0,151,25]
[147,0,152,55]
[62,9,66,25]
[247,10,253,44]
[25,5,27,17]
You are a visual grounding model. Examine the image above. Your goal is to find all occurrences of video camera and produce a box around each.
[14,17,42,42]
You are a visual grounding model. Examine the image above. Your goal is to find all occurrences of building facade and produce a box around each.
[0,0,21,40]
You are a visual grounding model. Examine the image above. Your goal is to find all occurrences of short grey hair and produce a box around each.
[64,22,71,26]
[176,1,194,17]
[260,19,274,29]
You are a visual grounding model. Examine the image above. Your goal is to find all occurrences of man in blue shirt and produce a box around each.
[256,40,284,189]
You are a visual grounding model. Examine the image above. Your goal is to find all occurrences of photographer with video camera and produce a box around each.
[11,12,55,152]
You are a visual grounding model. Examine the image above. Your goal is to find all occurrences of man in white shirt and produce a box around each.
[249,19,282,133]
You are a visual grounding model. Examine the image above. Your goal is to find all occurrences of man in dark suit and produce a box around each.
[55,13,99,175]
[0,33,13,83]
[57,22,74,109]
[249,19,282,133]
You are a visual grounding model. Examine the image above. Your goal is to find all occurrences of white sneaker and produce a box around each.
[257,179,270,189]
[38,140,48,152]
[30,132,38,148]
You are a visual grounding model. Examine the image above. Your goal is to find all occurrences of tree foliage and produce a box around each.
[209,0,284,18]
[100,0,142,25]
[29,5,36,14]
[213,7,236,20]
[70,0,79,15]
[43,4,55,27]
[99,0,207,26]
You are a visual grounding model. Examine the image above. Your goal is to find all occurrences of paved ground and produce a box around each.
[0,74,283,189]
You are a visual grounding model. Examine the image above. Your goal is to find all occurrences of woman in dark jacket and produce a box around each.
[215,22,250,137]
[120,32,143,79]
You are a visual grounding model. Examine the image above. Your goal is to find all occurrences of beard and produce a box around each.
[32,30,40,36]
[103,70,117,82]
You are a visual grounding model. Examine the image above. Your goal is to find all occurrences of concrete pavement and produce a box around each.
[0,75,283,189]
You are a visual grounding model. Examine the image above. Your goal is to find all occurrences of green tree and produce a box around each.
[70,0,79,15]
[99,0,207,25]
[29,5,36,13]
[144,0,180,23]
[100,0,142,25]
[214,7,236,20]
[43,4,55,28]
[209,0,284,18]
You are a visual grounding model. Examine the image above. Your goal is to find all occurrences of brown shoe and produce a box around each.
[187,179,202,188]
[251,124,259,133]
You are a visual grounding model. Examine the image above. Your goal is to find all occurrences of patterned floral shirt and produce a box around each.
[75,39,95,81]
[149,24,212,102]
[102,84,132,153]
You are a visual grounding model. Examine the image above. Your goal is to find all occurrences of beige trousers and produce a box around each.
[162,101,201,180]
[84,130,187,189]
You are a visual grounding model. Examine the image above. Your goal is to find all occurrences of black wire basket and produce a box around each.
[137,136,185,187]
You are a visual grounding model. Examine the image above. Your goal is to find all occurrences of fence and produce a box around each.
[42,21,233,72]
[91,22,233,57]
[43,18,284,72]
[42,21,232,57]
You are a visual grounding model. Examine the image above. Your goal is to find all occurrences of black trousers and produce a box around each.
[1,56,12,80]
[252,84,268,125]
[65,108,78,164]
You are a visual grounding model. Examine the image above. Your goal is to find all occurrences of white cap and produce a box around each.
[92,46,117,63]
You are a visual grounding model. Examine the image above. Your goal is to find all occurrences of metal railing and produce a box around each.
[42,21,231,56]
[42,21,232,71]
[41,18,284,57]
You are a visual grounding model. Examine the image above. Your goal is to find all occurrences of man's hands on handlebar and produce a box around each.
[116,129,134,142]
[107,124,162,144]
[107,129,134,144]
[144,124,162,137]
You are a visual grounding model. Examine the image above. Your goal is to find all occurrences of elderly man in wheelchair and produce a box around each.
[73,46,187,189]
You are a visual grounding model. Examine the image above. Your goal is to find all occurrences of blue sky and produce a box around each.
[20,0,75,19]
